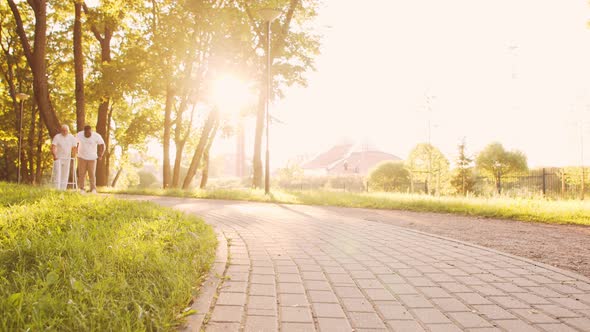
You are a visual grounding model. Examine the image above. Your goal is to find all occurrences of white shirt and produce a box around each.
[52,133,77,159]
[77,131,105,160]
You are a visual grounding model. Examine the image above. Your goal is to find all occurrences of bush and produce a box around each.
[0,182,216,331]
[368,161,410,192]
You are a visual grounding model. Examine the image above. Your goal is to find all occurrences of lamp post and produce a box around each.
[259,8,282,195]
[15,92,30,184]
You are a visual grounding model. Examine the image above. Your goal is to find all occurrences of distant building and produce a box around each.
[302,143,401,176]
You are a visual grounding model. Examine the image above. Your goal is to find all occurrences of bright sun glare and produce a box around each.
[211,75,255,115]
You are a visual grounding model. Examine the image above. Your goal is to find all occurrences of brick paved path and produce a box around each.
[153,197,590,332]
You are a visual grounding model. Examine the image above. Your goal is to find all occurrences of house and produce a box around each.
[302,143,401,176]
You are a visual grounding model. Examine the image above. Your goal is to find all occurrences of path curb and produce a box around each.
[179,229,228,332]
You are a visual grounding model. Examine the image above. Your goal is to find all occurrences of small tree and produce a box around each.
[476,142,528,194]
[451,139,475,195]
[406,143,450,195]
[368,161,410,192]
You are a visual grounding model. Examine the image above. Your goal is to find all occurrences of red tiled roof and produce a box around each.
[302,144,354,169]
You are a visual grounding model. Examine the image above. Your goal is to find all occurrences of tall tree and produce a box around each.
[73,0,85,132]
[7,0,61,137]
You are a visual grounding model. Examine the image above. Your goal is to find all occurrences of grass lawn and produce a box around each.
[0,182,217,331]
[100,187,590,226]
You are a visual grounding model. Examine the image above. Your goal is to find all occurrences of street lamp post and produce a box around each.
[259,8,281,195]
[15,92,30,184]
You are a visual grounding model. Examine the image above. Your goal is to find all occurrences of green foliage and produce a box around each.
[476,142,528,191]
[0,182,216,331]
[368,161,410,192]
[406,143,451,195]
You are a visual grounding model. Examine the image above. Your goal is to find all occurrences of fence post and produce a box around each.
[497,170,502,194]
[542,168,547,196]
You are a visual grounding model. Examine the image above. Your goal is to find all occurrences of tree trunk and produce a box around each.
[26,104,37,183]
[200,121,220,189]
[95,34,112,187]
[252,92,265,188]
[74,1,85,132]
[182,110,218,189]
[111,168,123,187]
[7,0,61,138]
[171,94,190,188]
[162,85,174,188]
[35,113,43,183]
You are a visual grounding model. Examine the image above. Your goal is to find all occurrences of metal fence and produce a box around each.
[276,168,590,199]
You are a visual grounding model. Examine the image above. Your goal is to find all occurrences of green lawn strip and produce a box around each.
[101,187,590,226]
[0,183,217,331]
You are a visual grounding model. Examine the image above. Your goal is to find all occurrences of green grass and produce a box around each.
[0,182,217,331]
[100,187,590,226]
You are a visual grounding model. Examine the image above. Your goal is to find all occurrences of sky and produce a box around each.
[213,0,590,169]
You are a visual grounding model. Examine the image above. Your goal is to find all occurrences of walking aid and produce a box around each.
[51,158,78,190]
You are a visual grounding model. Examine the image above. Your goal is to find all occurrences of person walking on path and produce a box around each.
[77,125,105,193]
[51,124,78,190]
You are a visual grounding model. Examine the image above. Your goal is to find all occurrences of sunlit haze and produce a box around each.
[214,0,590,169]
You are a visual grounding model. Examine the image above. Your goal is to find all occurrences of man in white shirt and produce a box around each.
[51,124,78,190]
[77,125,105,193]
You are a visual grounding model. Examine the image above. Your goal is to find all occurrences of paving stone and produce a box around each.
[280,306,313,323]
[304,280,332,291]
[448,312,492,328]
[550,297,590,310]
[302,271,326,281]
[427,323,463,332]
[308,290,339,303]
[250,284,276,296]
[278,283,306,294]
[432,298,470,312]
[249,296,277,309]
[472,304,515,320]
[278,293,309,307]
[386,320,426,331]
[312,303,346,318]
[494,319,541,332]
[278,274,302,283]
[280,322,315,331]
[216,292,247,306]
[398,295,434,308]
[536,323,579,332]
[419,287,452,298]
[488,296,530,309]
[412,308,451,324]
[205,322,241,331]
[251,274,276,285]
[365,288,397,301]
[511,309,559,324]
[244,315,278,332]
[375,302,413,320]
[349,312,387,329]
[389,283,420,295]
[561,317,590,330]
[534,304,580,318]
[210,305,244,323]
[334,286,365,298]
[326,273,355,284]
[317,317,352,331]
[342,298,375,312]
[439,282,472,293]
